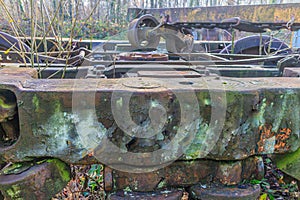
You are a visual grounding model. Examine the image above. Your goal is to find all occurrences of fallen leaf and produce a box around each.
[259,193,268,200]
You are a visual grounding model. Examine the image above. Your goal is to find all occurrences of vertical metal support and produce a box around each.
[259,33,263,55]
[231,29,235,54]
[267,34,273,55]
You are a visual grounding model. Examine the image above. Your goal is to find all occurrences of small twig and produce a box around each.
[0,162,12,175]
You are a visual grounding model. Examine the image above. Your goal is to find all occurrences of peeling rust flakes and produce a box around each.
[257,125,292,153]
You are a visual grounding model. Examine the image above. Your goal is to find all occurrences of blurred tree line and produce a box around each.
[0,0,293,39]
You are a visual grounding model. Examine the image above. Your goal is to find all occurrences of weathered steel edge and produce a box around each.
[13,77,300,91]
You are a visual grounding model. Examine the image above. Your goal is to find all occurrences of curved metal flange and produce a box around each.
[220,35,291,55]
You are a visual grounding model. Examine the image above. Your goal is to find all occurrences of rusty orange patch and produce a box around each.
[257,125,291,153]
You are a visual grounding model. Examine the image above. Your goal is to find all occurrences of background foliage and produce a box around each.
[0,0,297,40]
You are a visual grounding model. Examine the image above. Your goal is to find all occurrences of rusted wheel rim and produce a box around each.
[127,14,160,50]
[0,159,70,199]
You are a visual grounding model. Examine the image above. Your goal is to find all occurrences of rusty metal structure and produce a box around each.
[0,3,300,200]
[127,13,299,53]
[127,3,300,23]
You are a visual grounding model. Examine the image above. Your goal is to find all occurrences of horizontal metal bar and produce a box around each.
[128,3,300,23]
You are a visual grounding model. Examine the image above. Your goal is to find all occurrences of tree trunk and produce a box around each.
[97,0,101,21]
[158,0,163,8]
[52,0,56,13]
[17,0,24,19]
[68,0,73,20]
[116,0,121,24]
[141,0,144,8]
[110,0,116,23]
[150,0,154,8]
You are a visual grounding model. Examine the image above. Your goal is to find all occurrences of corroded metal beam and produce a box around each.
[0,67,300,199]
[128,3,300,23]
[0,68,299,171]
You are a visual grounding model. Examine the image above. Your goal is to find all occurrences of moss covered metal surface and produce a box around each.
[275,147,300,180]
[0,68,298,168]
[0,159,71,200]
[0,67,300,198]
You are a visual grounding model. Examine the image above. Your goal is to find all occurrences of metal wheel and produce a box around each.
[220,35,291,55]
[0,159,70,199]
[127,14,160,50]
